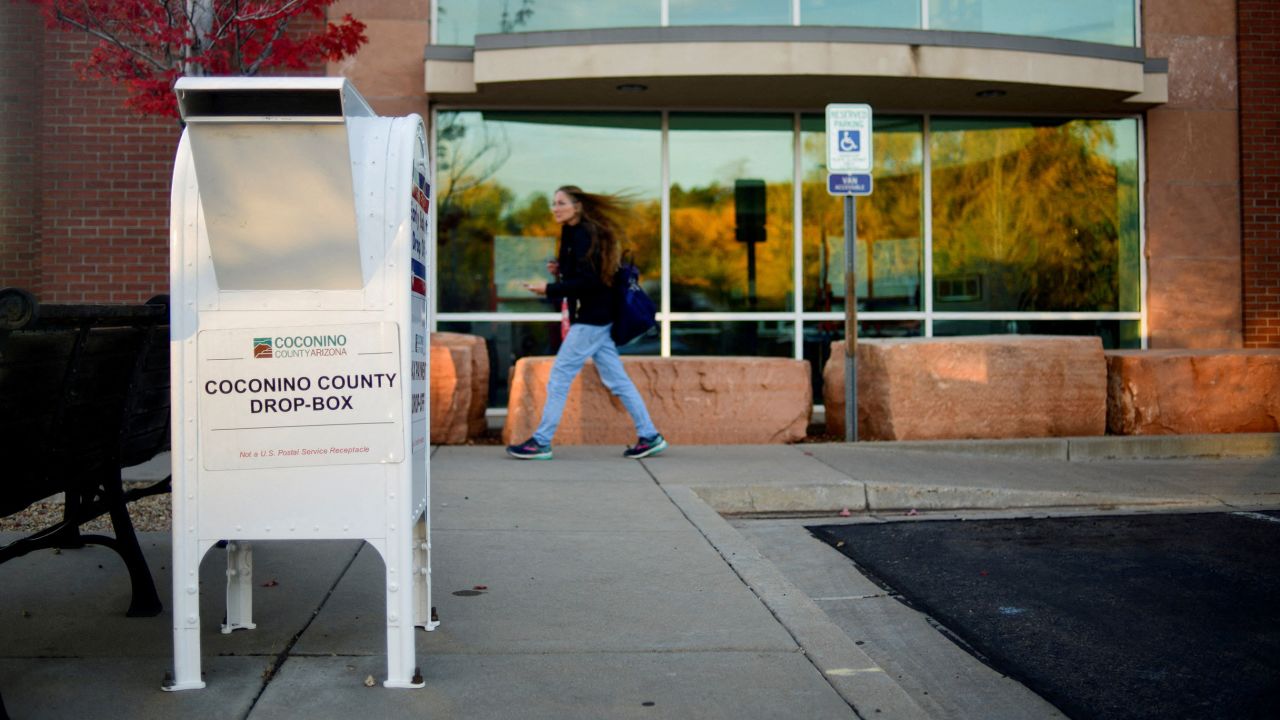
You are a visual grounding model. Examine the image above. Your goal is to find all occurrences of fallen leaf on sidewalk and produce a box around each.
[364,675,376,687]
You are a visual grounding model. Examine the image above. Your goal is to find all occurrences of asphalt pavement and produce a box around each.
[2,434,1278,720]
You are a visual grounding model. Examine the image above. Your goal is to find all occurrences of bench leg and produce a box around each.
[222,542,256,633]
[105,483,163,618]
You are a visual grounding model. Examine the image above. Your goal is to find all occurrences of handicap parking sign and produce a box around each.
[826,104,872,174]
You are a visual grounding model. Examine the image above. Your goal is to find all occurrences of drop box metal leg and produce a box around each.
[223,542,257,633]
[166,538,207,691]
[383,529,424,689]
[413,514,436,631]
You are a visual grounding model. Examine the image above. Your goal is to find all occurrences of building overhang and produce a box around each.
[425,26,1166,113]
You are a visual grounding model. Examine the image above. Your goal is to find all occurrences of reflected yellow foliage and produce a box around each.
[670,182,794,311]
[801,127,924,311]
[436,114,1139,317]
[930,119,1138,312]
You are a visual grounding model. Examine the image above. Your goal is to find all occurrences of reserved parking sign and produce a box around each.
[825,104,873,174]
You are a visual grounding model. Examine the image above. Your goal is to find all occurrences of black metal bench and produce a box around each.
[0,287,171,618]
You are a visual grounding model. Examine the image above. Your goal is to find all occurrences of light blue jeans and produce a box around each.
[533,323,658,446]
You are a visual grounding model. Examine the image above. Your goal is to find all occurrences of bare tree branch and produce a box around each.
[53,8,170,71]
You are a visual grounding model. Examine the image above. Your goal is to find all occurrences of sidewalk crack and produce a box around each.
[240,541,365,719]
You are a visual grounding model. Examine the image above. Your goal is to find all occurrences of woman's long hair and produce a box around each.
[558,185,627,287]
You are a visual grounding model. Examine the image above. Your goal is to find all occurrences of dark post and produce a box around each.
[734,179,767,310]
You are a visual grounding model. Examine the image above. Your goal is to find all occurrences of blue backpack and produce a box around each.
[612,262,657,347]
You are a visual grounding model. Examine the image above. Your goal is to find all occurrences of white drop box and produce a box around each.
[166,77,434,691]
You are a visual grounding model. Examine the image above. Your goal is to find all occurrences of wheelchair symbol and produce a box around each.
[838,130,861,153]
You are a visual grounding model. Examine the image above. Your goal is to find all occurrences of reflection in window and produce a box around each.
[435,111,662,314]
[435,1,479,44]
[438,321,560,408]
[801,115,923,313]
[669,0,791,25]
[671,321,795,357]
[436,1,1137,46]
[930,117,1140,313]
[929,0,1135,45]
[800,0,919,28]
[932,319,1141,349]
[437,0,659,44]
[669,114,794,312]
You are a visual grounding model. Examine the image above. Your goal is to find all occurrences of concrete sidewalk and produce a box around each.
[2,438,1278,719]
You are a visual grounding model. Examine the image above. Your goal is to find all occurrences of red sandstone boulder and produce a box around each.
[1106,349,1280,434]
[432,331,489,438]
[824,336,1107,440]
[503,356,811,445]
[429,343,470,444]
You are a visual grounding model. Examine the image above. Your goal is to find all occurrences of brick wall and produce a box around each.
[1240,0,1280,348]
[0,2,43,293]
[36,28,179,303]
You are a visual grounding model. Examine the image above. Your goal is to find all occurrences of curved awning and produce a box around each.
[425,26,1166,112]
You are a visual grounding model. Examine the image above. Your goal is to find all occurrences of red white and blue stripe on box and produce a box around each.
[411,259,427,296]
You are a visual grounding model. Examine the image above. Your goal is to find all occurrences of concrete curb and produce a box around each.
[691,483,1215,516]
[662,484,931,719]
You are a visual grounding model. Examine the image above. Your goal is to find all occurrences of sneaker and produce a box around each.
[506,437,552,460]
[624,433,668,459]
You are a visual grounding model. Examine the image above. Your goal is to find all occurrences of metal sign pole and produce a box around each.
[826,103,871,444]
[844,195,857,443]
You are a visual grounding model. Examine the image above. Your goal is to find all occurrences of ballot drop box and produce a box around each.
[166,77,434,690]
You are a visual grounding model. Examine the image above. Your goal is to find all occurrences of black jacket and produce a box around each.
[546,222,615,326]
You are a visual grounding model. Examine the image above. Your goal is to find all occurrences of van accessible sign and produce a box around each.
[198,322,404,470]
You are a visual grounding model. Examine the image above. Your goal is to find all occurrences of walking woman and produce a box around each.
[506,185,668,460]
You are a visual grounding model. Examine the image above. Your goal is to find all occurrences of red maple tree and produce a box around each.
[24,0,367,117]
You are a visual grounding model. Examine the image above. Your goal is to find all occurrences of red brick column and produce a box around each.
[1239,0,1280,348]
[0,2,44,293]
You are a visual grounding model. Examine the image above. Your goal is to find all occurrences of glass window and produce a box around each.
[438,321,560,408]
[671,321,795,357]
[932,319,1141,349]
[669,114,794,312]
[669,0,791,25]
[438,0,1137,46]
[929,117,1140,313]
[929,0,1136,46]
[435,1,480,44]
[437,1,660,44]
[800,0,920,29]
[435,111,662,313]
[801,115,924,313]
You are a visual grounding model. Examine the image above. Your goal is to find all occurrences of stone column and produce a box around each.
[1143,0,1243,348]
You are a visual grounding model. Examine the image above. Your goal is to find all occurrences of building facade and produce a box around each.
[1,0,1277,408]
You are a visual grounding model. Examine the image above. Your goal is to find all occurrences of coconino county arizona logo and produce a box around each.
[253,334,348,359]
